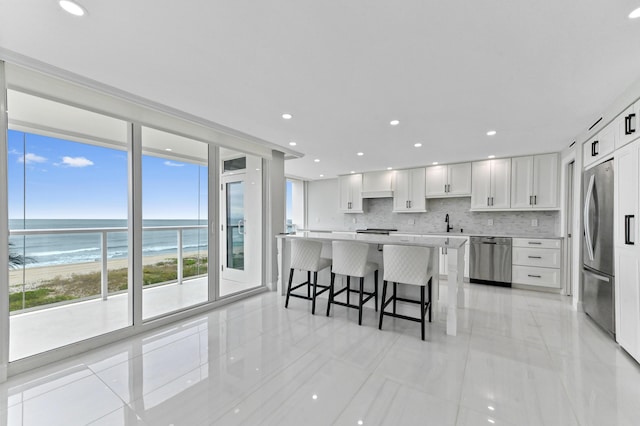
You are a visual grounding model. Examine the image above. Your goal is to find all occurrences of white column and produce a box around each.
[129,123,143,326]
[446,244,466,336]
[0,61,9,382]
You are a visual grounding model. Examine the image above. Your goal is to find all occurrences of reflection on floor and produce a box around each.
[10,275,262,361]
[3,282,640,425]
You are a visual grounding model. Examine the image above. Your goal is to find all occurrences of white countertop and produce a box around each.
[277,231,468,249]
[299,229,562,239]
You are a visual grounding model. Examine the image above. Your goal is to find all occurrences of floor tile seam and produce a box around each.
[87,404,148,426]
[4,365,97,408]
[330,375,403,426]
[452,324,473,413]
[210,352,330,425]
[469,324,549,351]
[91,368,132,410]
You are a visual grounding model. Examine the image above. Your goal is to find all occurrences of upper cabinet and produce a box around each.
[339,173,363,213]
[470,158,511,210]
[362,170,394,198]
[425,163,471,198]
[584,121,616,169]
[615,99,640,150]
[393,168,426,212]
[511,153,559,209]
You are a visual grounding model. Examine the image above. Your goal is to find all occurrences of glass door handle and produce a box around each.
[238,219,245,235]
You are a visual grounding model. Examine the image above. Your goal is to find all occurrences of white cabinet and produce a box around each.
[425,163,472,198]
[393,168,426,212]
[510,153,559,209]
[584,122,615,169]
[362,170,394,198]
[615,100,640,150]
[614,139,640,362]
[338,174,363,213]
[470,158,511,210]
[512,238,562,289]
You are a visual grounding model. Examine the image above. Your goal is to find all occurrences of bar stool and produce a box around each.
[285,239,332,314]
[326,241,379,325]
[379,244,433,340]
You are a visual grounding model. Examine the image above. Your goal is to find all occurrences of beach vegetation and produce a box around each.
[9,256,208,312]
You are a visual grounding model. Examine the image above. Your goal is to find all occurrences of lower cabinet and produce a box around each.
[512,238,562,289]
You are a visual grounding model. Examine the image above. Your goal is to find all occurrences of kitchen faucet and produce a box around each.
[445,214,453,232]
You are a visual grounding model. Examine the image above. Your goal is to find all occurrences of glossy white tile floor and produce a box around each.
[2,282,640,426]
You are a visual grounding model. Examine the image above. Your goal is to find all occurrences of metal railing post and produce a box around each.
[101,231,108,300]
[177,229,183,285]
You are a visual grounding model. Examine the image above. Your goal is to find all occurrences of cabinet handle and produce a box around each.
[625,214,635,245]
[529,195,533,205]
[630,113,637,134]
[591,140,599,157]
[527,274,542,278]
[409,200,412,208]
[528,241,542,245]
[528,256,542,259]
[406,200,408,208]
[534,195,537,205]
[487,197,490,206]
[444,184,448,193]
[491,197,494,206]
[625,115,631,135]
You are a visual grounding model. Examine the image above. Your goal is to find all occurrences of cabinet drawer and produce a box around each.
[513,238,561,249]
[513,247,561,268]
[512,266,561,288]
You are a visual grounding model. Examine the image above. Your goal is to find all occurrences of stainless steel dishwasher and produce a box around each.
[470,236,512,287]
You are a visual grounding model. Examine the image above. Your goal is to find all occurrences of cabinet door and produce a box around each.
[532,153,559,208]
[349,173,363,212]
[393,170,410,211]
[447,163,472,196]
[510,156,534,208]
[471,160,492,209]
[490,158,511,209]
[425,165,448,197]
[616,249,640,362]
[338,175,352,211]
[616,105,636,149]
[409,168,426,210]
[615,141,639,248]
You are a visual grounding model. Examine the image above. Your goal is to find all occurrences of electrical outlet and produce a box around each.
[408,219,415,225]
[488,219,494,226]
[531,219,538,227]
[352,218,357,224]
[315,217,320,223]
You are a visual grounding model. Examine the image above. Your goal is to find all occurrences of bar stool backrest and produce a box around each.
[383,245,432,286]
[332,241,371,277]
[291,239,324,272]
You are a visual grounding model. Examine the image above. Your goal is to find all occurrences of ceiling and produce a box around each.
[2,1,640,180]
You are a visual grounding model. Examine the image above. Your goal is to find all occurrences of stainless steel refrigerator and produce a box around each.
[582,159,615,337]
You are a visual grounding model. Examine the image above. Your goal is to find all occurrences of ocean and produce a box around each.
[9,219,210,268]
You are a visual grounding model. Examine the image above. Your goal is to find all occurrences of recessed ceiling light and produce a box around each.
[165,148,172,151]
[414,143,422,148]
[357,152,364,156]
[387,167,393,170]
[59,0,86,16]
[486,130,497,136]
[319,174,324,177]
[629,7,640,18]
[350,171,355,174]
[282,113,293,120]
[432,162,438,165]
[289,141,297,146]
[390,120,400,126]
[488,155,496,159]
[314,159,320,162]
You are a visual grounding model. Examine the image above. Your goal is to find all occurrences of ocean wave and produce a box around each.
[30,247,101,257]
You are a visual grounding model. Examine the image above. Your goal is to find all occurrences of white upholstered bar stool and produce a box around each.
[285,239,332,314]
[379,244,433,340]
[326,241,379,325]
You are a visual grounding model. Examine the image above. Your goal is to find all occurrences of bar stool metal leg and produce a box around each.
[307,271,311,298]
[327,272,335,316]
[379,280,388,330]
[420,285,426,341]
[358,277,364,325]
[393,282,397,315]
[285,268,294,308]
[346,276,351,305]
[374,270,379,312]
[311,272,319,315]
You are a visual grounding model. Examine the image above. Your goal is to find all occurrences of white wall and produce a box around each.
[306,179,342,230]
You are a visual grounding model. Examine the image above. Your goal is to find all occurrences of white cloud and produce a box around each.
[59,156,94,168]
[19,153,47,164]
[164,161,184,167]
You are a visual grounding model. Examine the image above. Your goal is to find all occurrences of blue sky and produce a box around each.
[8,130,208,219]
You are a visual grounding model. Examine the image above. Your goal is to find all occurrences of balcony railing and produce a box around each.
[9,225,208,306]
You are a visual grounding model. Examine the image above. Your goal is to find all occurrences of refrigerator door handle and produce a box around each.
[583,269,611,283]
[584,174,596,262]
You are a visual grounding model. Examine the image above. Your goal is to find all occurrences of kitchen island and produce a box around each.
[276,232,467,336]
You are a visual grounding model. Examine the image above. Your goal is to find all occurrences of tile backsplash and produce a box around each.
[343,197,560,236]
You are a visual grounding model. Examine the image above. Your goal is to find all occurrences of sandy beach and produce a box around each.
[9,252,205,289]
